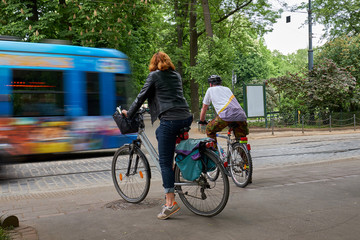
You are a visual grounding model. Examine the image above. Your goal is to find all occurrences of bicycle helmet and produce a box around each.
[208,75,222,85]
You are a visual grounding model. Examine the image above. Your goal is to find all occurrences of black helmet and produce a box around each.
[208,75,222,85]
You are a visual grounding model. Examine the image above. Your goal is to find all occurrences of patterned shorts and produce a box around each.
[206,115,249,142]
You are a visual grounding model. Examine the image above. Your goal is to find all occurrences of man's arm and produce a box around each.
[200,104,209,122]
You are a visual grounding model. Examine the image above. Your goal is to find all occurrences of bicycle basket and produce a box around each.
[112,111,141,134]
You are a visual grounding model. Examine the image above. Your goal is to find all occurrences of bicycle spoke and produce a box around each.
[175,149,229,217]
[230,143,252,188]
[111,146,150,203]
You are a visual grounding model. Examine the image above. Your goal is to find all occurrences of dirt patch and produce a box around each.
[104,198,163,210]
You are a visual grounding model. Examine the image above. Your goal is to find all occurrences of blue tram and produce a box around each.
[0,40,136,159]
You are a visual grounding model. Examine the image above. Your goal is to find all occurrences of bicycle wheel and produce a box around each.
[229,142,253,188]
[111,145,151,203]
[174,148,229,217]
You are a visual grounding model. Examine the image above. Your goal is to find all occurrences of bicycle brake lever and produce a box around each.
[116,106,121,114]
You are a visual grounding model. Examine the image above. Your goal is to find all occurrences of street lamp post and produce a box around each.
[308,0,313,71]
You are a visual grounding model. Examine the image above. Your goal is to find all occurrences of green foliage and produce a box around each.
[190,37,236,89]
[297,0,360,39]
[316,35,360,111]
[0,0,283,113]
[269,59,356,116]
[270,49,308,77]
[317,35,360,83]
[309,59,357,111]
[0,226,10,240]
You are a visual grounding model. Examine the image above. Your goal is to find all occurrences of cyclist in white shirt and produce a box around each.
[199,75,248,144]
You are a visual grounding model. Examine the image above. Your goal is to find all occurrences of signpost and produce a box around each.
[243,83,267,126]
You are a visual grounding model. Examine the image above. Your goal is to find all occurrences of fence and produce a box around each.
[262,113,360,135]
[200,109,360,135]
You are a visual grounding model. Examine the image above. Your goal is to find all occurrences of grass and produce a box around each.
[0,227,10,240]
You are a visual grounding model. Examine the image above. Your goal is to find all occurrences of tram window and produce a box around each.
[12,70,64,117]
[115,74,132,109]
[86,72,100,116]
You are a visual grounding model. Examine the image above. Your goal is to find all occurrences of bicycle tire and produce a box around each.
[174,148,230,217]
[229,142,253,188]
[111,145,151,203]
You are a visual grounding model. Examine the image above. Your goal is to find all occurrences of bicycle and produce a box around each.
[111,107,230,217]
[199,122,253,188]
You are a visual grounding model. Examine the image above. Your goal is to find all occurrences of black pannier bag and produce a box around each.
[112,110,141,134]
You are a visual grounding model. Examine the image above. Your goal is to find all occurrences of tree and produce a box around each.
[270,49,308,77]
[1,0,282,118]
[0,0,159,92]
[298,0,360,39]
[316,35,360,111]
[317,35,360,83]
[187,0,280,119]
[269,59,356,118]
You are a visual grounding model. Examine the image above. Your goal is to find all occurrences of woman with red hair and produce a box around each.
[122,51,192,220]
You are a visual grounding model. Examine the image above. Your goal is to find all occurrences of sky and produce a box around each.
[263,0,326,55]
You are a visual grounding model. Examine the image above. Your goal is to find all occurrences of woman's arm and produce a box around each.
[126,73,155,119]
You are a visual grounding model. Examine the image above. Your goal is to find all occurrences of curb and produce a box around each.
[7,225,38,240]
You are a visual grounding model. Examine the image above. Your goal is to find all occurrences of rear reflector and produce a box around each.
[206,142,214,148]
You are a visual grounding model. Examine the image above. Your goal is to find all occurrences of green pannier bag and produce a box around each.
[175,138,216,181]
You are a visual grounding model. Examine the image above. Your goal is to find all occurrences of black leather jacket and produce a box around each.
[127,70,189,124]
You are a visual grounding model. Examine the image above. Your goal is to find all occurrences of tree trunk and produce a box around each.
[27,0,39,22]
[190,0,199,120]
[175,1,189,77]
[201,0,213,37]
[189,0,253,119]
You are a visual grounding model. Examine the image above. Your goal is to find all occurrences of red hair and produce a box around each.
[148,51,175,72]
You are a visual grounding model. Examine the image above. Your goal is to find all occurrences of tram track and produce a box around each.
[0,168,111,182]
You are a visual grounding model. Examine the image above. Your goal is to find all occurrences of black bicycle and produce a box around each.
[199,122,253,188]
[215,124,253,188]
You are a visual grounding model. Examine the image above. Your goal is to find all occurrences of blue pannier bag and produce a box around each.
[175,138,216,181]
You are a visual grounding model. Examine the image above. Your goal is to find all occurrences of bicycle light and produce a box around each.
[206,142,214,148]
[247,144,251,151]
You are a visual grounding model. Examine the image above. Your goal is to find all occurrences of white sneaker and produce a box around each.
[157,202,180,220]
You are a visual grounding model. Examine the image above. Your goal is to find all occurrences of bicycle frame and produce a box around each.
[216,131,251,168]
[128,117,199,187]
[137,127,161,172]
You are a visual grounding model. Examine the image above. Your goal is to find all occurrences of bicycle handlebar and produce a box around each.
[116,106,150,116]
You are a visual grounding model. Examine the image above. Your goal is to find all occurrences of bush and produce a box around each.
[0,227,10,240]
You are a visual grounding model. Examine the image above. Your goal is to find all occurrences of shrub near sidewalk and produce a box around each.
[0,227,10,240]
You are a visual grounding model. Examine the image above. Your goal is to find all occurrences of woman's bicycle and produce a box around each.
[200,122,253,188]
[111,107,230,217]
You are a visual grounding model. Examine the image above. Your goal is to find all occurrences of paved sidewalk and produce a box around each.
[2,127,360,240]
[2,157,360,240]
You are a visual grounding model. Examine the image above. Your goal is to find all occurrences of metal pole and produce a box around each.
[271,117,274,135]
[308,0,313,71]
[354,114,356,131]
[302,116,304,134]
[329,115,332,132]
